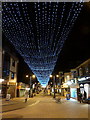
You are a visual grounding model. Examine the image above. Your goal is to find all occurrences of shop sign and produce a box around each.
[78,77,90,81]
[19,82,26,88]
[84,84,89,88]
[9,82,16,85]
[61,83,68,88]
[17,86,21,89]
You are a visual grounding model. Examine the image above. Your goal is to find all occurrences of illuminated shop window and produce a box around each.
[11,72,14,79]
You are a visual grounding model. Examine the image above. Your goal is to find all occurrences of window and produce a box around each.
[2,52,10,78]
[12,59,15,67]
[11,72,14,79]
[85,67,89,74]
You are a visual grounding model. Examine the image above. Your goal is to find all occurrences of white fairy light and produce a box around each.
[2,2,83,86]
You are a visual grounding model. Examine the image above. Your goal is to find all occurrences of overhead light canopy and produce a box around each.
[2,2,83,86]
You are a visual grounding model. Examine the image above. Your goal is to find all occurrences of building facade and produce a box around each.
[2,50,18,98]
[17,82,28,97]
[76,59,90,99]
[61,59,90,100]
[61,72,71,97]
[69,69,79,99]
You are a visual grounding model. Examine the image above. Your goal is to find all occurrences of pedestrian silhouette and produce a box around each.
[78,92,82,103]
[25,91,28,103]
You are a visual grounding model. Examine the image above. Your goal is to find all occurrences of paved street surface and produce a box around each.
[1,97,36,113]
[1,92,89,119]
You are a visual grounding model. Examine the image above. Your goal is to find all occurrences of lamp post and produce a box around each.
[50,74,59,98]
[50,82,52,96]
[56,75,59,94]
[53,75,56,98]
[50,75,56,98]
[26,75,36,98]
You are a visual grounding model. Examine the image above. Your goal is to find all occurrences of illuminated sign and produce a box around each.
[78,77,90,81]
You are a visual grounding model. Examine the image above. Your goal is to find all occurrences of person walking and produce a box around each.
[25,91,28,103]
[84,91,87,99]
[78,92,82,103]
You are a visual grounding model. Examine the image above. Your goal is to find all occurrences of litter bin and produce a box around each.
[66,94,70,100]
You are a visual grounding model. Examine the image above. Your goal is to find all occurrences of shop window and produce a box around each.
[85,67,89,75]
[11,72,14,79]
[2,52,10,79]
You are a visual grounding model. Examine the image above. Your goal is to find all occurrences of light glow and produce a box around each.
[32,75,36,79]
[56,75,59,78]
[67,81,72,85]
[26,75,29,78]
[0,79,4,82]
[78,77,90,81]
[50,75,53,78]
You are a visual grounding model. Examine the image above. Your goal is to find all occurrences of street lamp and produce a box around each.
[56,75,59,78]
[32,75,36,79]
[50,74,59,98]
[50,75,53,78]
[26,74,36,97]
[53,76,56,98]
[26,75,29,78]
[56,75,59,94]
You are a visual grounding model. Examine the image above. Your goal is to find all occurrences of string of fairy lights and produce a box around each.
[1,0,85,2]
[2,2,83,87]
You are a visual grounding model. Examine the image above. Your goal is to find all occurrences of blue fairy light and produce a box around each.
[2,2,83,87]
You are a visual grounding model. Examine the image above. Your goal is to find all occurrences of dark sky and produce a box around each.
[2,2,90,83]
[54,2,90,73]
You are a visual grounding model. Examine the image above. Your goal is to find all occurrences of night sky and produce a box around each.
[54,2,90,73]
[2,2,90,83]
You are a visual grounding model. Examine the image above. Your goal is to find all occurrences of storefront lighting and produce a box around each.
[62,83,68,88]
[26,88,30,90]
[71,80,74,83]
[0,79,4,82]
[67,81,72,85]
[84,84,89,87]
[86,77,90,79]
[78,77,90,81]
[80,84,83,87]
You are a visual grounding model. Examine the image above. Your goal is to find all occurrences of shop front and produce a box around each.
[7,82,17,98]
[70,83,79,99]
[0,84,7,98]
[17,82,29,97]
[61,83,69,97]
[1,80,8,98]
[70,88,77,98]
[78,77,90,99]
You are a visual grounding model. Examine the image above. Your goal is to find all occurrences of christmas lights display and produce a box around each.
[2,2,83,87]
[1,0,85,2]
